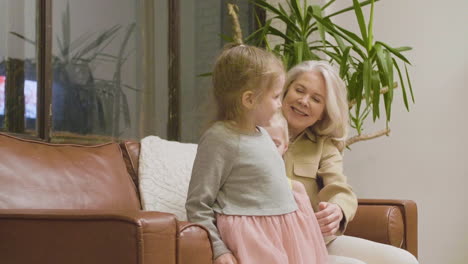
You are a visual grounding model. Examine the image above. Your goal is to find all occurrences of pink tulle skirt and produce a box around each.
[216,184,329,264]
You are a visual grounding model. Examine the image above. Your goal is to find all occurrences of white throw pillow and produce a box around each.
[138,136,198,221]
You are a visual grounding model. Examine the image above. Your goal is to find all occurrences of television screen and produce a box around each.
[0,75,37,119]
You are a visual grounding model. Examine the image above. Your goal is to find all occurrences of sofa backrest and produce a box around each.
[0,133,140,210]
[119,141,141,200]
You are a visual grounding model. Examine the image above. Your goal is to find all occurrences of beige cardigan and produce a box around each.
[284,128,358,243]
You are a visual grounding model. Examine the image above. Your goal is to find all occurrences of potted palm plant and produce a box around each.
[232,0,414,147]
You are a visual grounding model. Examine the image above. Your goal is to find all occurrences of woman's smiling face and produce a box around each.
[282,71,327,139]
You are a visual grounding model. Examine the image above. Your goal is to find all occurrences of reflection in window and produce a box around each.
[50,0,141,142]
[0,75,37,119]
[0,0,37,134]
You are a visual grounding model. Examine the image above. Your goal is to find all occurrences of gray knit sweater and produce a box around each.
[185,122,297,259]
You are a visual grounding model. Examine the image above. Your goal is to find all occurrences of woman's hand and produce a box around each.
[315,202,343,236]
[214,253,238,264]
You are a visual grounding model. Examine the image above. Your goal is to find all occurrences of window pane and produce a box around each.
[51,0,142,143]
[180,0,257,143]
[0,0,38,135]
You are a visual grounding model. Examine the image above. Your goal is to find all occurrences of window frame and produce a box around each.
[167,0,180,141]
[36,0,53,141]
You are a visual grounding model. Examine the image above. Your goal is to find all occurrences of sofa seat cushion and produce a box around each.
[0,133,140,210]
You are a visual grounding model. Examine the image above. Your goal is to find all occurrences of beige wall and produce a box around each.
[269,0,468,263]
[332,1,468,263]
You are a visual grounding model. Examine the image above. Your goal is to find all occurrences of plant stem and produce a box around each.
[348,82,398,109]
[345,128,390,147]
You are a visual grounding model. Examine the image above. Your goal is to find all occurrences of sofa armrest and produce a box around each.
[0,209,178,264]
[178,221,213,264]
[344,199,418,258]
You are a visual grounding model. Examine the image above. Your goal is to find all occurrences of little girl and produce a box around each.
[185,44,328,264]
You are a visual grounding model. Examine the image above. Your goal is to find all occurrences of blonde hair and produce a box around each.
[267,111,289,143]
[285,61,349,148]
[212,44,284,123]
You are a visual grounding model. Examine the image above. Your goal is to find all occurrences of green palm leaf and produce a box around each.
[352,0,368,46]
[405,64,415,103]
[393,58,409,111]
[376,41,412,64]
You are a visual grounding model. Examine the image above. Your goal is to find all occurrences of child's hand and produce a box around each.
[214,253,238,264]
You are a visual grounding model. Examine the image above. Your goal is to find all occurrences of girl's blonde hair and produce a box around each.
[285,61,349,149]
[212,44,284,123]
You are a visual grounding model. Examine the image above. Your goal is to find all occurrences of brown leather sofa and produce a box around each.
[0,133,417,263]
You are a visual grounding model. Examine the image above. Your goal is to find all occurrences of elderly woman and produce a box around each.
[281,61,418,264]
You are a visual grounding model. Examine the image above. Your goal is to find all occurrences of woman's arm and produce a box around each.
[316,138,358,235]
